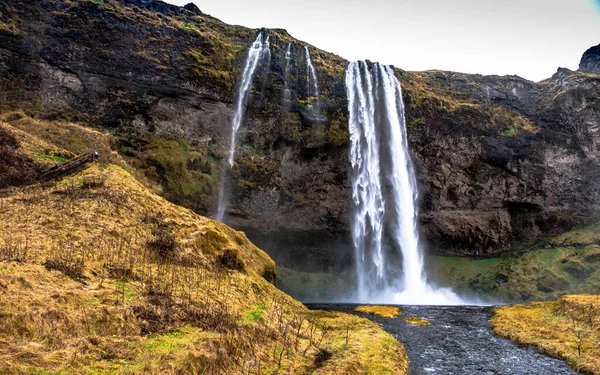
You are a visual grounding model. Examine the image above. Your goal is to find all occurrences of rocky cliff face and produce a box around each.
[580,44,600,73]
[1,0,599,272]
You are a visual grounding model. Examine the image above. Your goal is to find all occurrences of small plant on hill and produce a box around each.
[43,242,86,281]
[0,235,30,263]
[144,214,177,262]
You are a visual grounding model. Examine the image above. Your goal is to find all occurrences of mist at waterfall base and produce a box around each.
[345,61,472,306]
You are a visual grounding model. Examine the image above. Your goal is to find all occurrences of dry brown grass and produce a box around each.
[491,295,600,374]
[0,120,73,166]
[1,110,114,160]
[403,317,431,326]
[0,163,408,374]
[400,70,540,136]
[355,305,402,319]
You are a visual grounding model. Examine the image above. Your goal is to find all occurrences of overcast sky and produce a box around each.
[165,0,600,82]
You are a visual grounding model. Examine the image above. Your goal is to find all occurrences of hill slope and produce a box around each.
[0,121,408,374]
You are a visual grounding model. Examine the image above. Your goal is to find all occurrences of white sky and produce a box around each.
[165,0,600,82]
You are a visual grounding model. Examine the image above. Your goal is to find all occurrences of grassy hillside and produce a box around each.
[491,295,600,374]
[0,121,408,374]
[425,221,600,302]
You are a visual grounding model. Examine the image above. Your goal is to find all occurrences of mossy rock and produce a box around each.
[195,228,230,255]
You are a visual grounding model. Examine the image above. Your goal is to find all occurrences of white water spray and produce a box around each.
[346,61,464,305]
[283,43,292,109]
[216,31,270,222]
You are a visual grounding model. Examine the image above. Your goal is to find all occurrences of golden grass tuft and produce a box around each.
[355,305,402,318]
[0,19,20,35]
[491,295,600,374]
[403,317,431,326]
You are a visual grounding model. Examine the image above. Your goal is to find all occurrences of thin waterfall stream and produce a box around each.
[216,31,270,222]
[346,61,464,304]
[304,46,320,118]
[283,43,292,110]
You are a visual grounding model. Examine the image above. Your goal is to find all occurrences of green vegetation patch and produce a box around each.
[243,303,266,323]
[327,120,349,147]
[426,220,600,303]
[119,135,217,213]
[186,38,242,90]
[402,70,539,136]
[37,153,65,163]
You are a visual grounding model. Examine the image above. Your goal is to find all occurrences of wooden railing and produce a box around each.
[39,152,99,182]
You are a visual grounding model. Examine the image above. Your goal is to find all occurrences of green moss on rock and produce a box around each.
[118,135,217,213]
[327,120,349,147]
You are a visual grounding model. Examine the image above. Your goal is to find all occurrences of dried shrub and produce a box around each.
[0,235,31,263]
[43,257,85,280]
[43,245,86,281]
[104,264,138,281]
[144,214,177,262]
[52,175,108,200]
[80,175,106,189]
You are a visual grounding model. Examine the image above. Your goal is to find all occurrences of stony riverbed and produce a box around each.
[308,304,575,375]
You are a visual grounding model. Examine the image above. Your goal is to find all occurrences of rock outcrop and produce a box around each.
[0,0,599,271]
[579,44,600,73]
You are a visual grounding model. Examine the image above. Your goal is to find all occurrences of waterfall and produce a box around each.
[305,46,319,99]
[304,46,320,117]
[346,61,464,305]
[283,43,292,110]
[216,31,270,222]
[227,31,270,167]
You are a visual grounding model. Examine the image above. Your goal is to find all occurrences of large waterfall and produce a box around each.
[346,61,463,305]
[216,31,270,222]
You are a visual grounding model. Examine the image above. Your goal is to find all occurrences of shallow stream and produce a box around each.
[308,304,575,375]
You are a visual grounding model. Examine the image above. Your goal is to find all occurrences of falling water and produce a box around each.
[346,61,463,304]
[283,43,292,110]
[216,31,270,222]
[227,32,270,167]
[305,46,319,99]
[304,46,320,117]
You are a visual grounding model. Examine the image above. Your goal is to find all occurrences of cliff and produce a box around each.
[1,0,599,272]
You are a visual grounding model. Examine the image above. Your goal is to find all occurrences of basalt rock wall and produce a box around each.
[1,0,599,271]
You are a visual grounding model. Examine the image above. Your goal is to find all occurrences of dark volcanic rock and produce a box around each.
[579,44,600,73]
[0,1,599,267]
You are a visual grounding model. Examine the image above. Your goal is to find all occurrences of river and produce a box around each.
[307,304,575,375]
